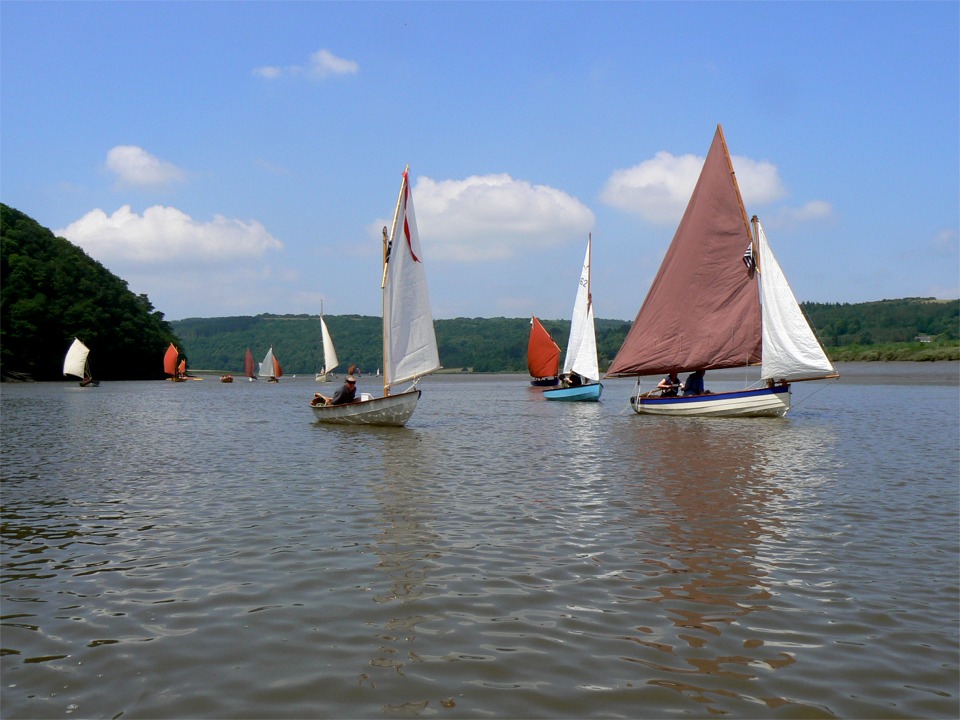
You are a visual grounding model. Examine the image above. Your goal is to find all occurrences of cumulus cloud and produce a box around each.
[105,146,186,187]
[601,151,787,224]
[253,49,359,80]
[56,205,283,268]
[375,173,595,261]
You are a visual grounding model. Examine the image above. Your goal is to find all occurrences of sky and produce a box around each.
[2,1,958,322]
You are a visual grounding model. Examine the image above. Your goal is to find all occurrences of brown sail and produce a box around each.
[527,316,560,380]
[606,125,762,378]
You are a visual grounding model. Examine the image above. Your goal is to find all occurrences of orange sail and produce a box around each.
[163,343,179,376]
[273,357,283,379]
[244,348,255,378]
[527,316,560,380]
[178,359,187,376]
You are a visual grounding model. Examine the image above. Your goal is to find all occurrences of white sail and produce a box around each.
[63,338,90,379]
[757,220,836,381]
[562,235,600,382]
[260,347,276,378]
[382,168,440,390]
[320,316,339,374]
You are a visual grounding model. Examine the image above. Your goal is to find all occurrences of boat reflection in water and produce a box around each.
[611,416,839,715]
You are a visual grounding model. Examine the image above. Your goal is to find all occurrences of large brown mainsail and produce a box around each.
[606,125,762,378]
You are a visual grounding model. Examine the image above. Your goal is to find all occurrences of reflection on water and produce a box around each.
[1,375,957,719]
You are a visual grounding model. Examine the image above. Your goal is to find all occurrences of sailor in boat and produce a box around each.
[561,372,583,388]
[312,375,357,407]
[656,371,681,397]
[682,369,707,396]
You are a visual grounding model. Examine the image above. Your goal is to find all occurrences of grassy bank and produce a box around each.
[826,340,959,362]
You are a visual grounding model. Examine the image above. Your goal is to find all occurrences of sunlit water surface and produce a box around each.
[2,363,958,719]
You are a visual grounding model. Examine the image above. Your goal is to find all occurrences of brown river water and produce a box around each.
[1,362,958,719]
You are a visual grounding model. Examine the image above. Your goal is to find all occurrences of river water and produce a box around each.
[2,363,958,719]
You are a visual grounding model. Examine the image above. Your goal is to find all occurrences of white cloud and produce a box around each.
[253,49,359,80]
[600,151,787,224]
[105,146,186,187]
[56,205,283,268]
[373,173,595,261]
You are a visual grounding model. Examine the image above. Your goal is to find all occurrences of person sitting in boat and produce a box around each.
[314,375,358,406]
[657,371,680,397]
[682,369,706,396]
[562,372,583,388]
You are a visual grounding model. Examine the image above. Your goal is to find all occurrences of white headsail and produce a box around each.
[756,219,836,382]
[562,235,600,382]
[260,347,277,378]
[382,168,440,391]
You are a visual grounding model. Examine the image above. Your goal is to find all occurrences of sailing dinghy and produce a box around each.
[63,337,98,386]
[164,343,183,382]
[528,316,561,386]
[260,347,282,382]
[544,234,602,401]
[315,305,339,382]
[311,166,440,426]
[605,125,837,417]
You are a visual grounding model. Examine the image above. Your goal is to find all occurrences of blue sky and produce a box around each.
[2,1,957,322]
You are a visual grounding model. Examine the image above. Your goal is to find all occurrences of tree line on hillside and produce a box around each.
[1,204,181,381]
[2,204,957,381]
[171,314,634,375]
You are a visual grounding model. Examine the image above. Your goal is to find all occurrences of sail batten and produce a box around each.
[606,125,762,378]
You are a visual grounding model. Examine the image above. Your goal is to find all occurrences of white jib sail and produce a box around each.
[382,169,440,390]
[757,220,836,381]
[562,237,600,382]
[260,347,276,378]
[63,338,90,378]
[320,317,339,374]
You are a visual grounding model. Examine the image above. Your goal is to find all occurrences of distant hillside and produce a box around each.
[171,315,633,374]
[1,204,181,380]
[172,298,958,374]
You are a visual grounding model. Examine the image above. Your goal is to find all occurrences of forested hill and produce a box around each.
[173,297,958,375]
[1,204,181,380]
[2,204,956,380]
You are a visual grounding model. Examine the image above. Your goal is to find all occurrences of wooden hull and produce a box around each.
[543,382,603,402]
[530,377,560,387]
[315,373,332,383]
[632,384,791,418]
[311,389,421,427]
[220,376,233,383]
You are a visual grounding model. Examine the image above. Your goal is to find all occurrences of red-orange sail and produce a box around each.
[244,348,255,378]
[606,125,762,377]
[273,357,283,379]
[163,343,179,376]
[527,316,560,380]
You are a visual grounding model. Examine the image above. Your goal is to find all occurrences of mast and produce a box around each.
[717,124,752,241]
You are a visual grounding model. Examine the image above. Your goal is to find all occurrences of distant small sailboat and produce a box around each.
[63,337,98,387]
[164,343,183,382]
[311,166,440,426]
[261,347,282,383]
[544,234,602,402]
[244,348,256,381]
[528,316,560,386]
[315,304,339,383]
[606,124,837,417]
